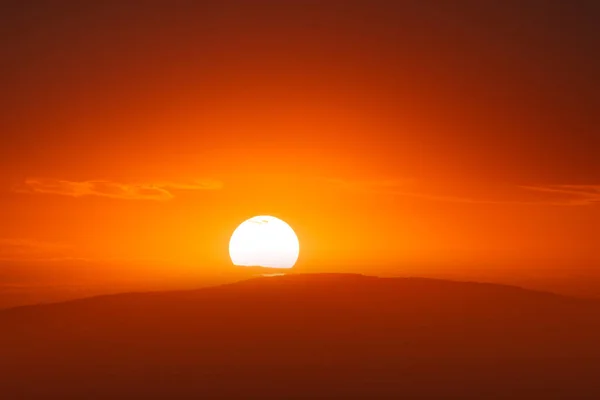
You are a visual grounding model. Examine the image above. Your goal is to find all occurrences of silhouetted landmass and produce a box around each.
[1,273,600,399]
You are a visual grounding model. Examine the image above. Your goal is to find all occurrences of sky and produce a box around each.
[1,1,599,305]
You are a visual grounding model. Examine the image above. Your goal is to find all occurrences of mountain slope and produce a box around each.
[1,273,600,399]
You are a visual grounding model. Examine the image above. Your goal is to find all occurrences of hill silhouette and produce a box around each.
[1,273,600,399]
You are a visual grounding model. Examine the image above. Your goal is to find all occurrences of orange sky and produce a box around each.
[1,1,599,305]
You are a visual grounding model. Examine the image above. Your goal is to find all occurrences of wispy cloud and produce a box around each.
[15,178,223,201]
[0,238,71,261]
[520,185,600,206]
[327,178,600,206]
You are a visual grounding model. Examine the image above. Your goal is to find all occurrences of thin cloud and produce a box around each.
[328,178,600,206]
[520,185,600,206]
[15,178,223,201]
[0,238,71,261]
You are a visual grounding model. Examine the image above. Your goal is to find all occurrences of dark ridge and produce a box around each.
[1,273,600,399]
[0,272,580,314]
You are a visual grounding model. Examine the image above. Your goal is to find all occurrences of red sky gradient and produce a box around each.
[1,1,599,306]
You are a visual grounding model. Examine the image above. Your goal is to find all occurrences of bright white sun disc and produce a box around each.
[229,216,299,269]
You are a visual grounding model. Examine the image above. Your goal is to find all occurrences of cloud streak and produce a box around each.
[327,178,600,206]
[15,178,223,201]
[520,185,600,206]
[0,238,71,261]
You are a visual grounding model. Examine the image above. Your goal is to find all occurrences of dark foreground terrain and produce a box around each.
[1,273,600,399]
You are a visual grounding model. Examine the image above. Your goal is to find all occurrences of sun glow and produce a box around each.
[229,216,300,269]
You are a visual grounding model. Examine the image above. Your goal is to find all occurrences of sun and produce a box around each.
[229,216,300,269]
